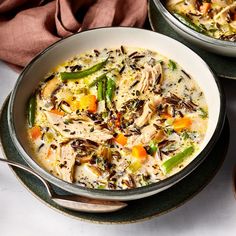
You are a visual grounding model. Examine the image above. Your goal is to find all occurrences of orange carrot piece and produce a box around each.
[115,112,121,127]
[79,95,97,113]
[114,133,128,146]
[78,156,92,164]
[47,148,52,158]
[173,117,192,132]
[200,3,211,14]
[50,109,64,116]
[132,145,147,159]
[30,126,41,140]
[161,112,172,119]
[70,100,80,111]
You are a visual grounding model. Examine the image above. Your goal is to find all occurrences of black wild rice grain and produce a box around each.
[120,45,125,54]
[128,51,138,58]
[181,69,191,79]
[119,65,125,74]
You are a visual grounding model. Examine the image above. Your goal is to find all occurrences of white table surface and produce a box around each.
[0,60,236,236]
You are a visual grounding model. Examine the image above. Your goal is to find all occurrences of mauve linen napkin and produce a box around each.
[0,0,147,68]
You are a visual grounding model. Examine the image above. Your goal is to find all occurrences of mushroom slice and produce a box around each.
[42,76,61,99]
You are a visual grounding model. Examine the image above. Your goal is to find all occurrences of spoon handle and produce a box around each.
[0,158,128,212]
[0,158,54,197]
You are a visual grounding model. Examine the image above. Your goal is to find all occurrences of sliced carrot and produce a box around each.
[50,108,65,116]
[78,156,92,164]
[114,133,127,146]
[47,148,52,158]
[173,117,192,132]
[160,112,172,119]
[79,95,97,113]
[70,100,80,111]
[200,3,211,14]
[115,112,121,127]
[30,126,41,140]
[132,145,147,160]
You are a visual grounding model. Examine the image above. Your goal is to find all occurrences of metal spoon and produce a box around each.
[0,158,127,213]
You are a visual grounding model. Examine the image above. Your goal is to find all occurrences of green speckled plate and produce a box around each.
[148,0,236,80]
[0,97,229,224]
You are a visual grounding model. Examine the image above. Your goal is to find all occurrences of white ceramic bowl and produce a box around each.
[153,0,236,57]
[8,27,225,200]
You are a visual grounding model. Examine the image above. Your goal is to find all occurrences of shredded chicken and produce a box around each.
[127,124,166,148]
[211,0,234,7]
[134,96,162,127]
[57,143,76,182]
[136,63,163,94]
[45,112,113,143]
[214,2,236,25]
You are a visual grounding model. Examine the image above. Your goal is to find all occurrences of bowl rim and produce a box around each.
[153,0,236,48]
[8,27,226,200]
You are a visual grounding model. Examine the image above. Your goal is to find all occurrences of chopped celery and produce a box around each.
[129,160,142,173]
[161,146,194,174]
[149,141,158,155]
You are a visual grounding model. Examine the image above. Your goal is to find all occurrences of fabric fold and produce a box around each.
[0,0,147,68]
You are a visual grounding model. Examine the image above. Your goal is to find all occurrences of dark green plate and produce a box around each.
[148,0,236,80]
[0,97,229,224]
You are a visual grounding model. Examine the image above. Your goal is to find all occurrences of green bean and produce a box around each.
[97,78,106,102]
[88,73,107,88]
[161,146,194,174]
[60,58,108,81]
[105,78,116,107]
[173,13,207,34]
[28,93,36,127]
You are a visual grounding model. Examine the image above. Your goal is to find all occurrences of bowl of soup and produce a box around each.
[153,0,236,57]
[8,27,225,200]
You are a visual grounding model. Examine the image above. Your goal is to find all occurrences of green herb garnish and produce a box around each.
[168,59,177,71]
[199,107,208,119]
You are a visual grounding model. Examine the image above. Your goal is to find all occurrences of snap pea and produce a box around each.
[60,58,108,81]
[28,93,36,127]
[105,78,116,107]
[173,13,207,34]
[161,146,194,174]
